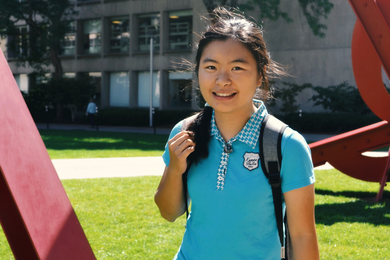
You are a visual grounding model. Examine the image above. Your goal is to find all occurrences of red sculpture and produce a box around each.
[310,0,390,201]
[0,49,96,258]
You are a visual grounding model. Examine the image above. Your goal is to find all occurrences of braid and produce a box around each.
[186,106,213,165]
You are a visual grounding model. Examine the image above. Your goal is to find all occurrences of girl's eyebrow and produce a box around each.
[231,58,249,64]
[201,58,218,63]
[201,58,249,64]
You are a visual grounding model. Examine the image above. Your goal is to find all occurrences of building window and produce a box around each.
[60,21,76,55]
[63,72,76,78]
[88,72,102,94]
[79,72,102,104]
[36,73,51,85]
[78,0,99,3]
[169,10,192,50]
[138,14,160,51]
[7,26,28,58]
[138,71,160,107]
[14,74,29,93]
[83,19,101,54]
[110,17,130,53]
[110,72,129,107]
[168,72,192,108]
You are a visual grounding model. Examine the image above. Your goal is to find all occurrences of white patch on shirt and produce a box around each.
[243,152,260,171]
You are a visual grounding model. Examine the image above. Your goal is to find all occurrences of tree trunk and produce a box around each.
[50,46,65,121]
[56,102,64,122]
[50,47,63,80]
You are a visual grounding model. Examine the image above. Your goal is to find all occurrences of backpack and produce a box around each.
[182,114,291,260]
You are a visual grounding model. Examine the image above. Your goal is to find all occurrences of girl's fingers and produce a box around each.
[176,140,195,157]
[172,138,195,159]
[168,131,196,173]
[168,131,194,145]
[169,131,195,154]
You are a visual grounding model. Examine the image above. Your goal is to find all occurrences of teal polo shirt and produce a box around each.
[162,101,315,260]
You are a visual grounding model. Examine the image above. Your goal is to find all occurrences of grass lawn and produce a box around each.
[39,130,168,159]
[0,169,389,259]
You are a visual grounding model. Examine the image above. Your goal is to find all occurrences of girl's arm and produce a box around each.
[284,184,320,260]
[154,131,195,222]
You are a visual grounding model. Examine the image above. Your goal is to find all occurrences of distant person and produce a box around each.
[86,98,96,128]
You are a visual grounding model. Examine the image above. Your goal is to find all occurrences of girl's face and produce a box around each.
[198,39,262,117]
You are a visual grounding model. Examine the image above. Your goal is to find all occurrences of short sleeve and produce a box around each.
[162,120,185,167]
[280,128,315,193]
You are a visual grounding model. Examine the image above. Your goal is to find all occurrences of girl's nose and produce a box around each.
[216,71,231,87]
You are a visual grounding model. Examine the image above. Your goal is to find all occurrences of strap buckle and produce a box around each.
[281,246,285,259]
[268,173,281,188]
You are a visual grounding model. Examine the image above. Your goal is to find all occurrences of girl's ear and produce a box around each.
[257,75,263,87]
[257,67,266,87]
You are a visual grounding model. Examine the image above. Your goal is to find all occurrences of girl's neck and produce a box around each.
[214,105,256,142]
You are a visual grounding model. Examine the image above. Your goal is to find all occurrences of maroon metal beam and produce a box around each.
[309,121,390,182]
[350,0,390,121]
[310,0,390,201]
[0,49,96,259]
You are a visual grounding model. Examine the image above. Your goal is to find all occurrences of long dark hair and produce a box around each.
[187,7,286,165]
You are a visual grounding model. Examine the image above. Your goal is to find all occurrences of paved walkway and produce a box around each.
[53,157,165,180]
[37,123,388,180]
[53,152,388,180]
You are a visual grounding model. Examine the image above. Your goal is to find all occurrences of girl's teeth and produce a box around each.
[215,93,234,97]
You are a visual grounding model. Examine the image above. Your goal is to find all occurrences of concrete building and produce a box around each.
[2,0,385,112]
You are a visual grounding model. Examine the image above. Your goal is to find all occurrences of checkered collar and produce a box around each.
[210,100,268,190]
[210,100,267,149]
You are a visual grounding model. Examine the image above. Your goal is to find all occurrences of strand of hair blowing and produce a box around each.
[186,106,213,165]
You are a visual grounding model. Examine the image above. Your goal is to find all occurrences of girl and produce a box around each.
[155,7,319,260]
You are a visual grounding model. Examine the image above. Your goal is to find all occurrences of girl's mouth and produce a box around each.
[213,92,236,97]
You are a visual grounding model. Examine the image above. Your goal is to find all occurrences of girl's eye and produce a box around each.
[232,67,243,71]
[206,66,216,70]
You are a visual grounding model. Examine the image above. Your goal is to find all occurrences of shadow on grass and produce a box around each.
[315,189,390,226]
[39,130,168,151]
[315,189,390,200]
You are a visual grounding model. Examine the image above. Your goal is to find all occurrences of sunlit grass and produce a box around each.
[0,167,389,259]
[39,130,168,159]
[63,177,186,259]
[315,169,390,259]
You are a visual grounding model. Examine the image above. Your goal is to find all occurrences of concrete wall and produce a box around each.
[4,0,365,112]
[261,0,357,111]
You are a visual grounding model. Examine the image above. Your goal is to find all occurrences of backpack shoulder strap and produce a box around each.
[259,114,287,177]
[259,114,288,259]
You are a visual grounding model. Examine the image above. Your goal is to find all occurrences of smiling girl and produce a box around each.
[155,7,319,260]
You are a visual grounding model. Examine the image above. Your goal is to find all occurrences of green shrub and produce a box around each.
[268,82,311,114]
[154,109,197,126]
[309,81,371,114]
[96,108,195,127]
[22,90,72,122]
[98,107,382,134]
[22,77,95,122]
[276,112,381,133]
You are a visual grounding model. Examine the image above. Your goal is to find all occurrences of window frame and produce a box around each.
[109,16,130,53]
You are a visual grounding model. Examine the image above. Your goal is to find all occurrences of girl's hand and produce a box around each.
[168,131,195,176]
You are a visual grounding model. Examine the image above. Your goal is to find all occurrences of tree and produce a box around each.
[268,82,311,114]
[309,81,371,114]
[0,0,78,120]
[23,77,95,122]
[202,0,334,37]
